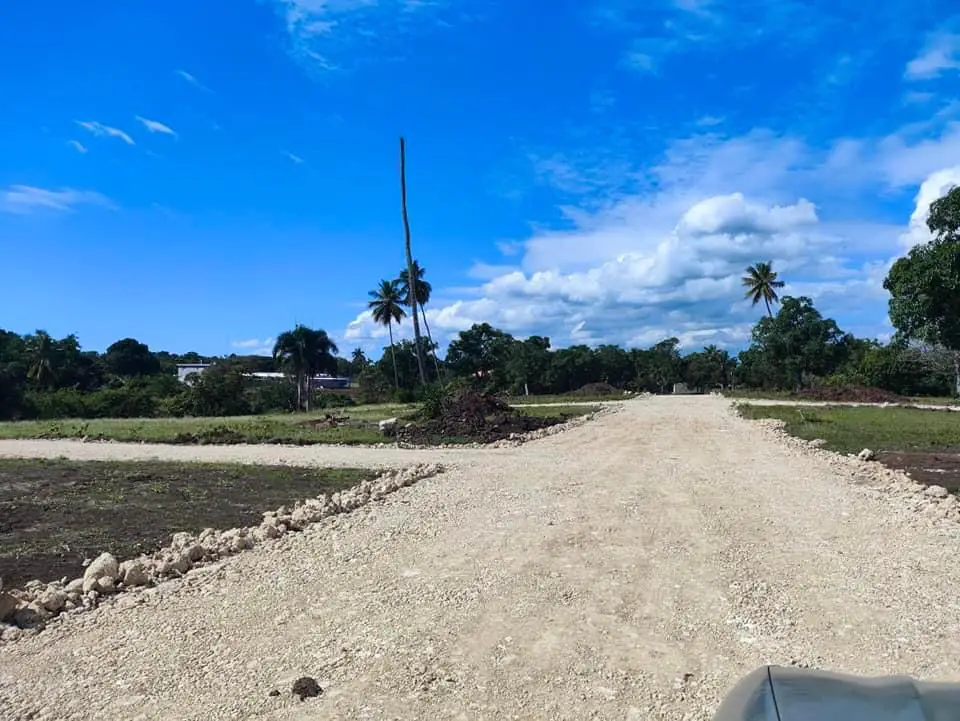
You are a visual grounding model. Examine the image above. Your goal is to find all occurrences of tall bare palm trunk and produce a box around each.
[400,137,427,386]
[388,322,400,390]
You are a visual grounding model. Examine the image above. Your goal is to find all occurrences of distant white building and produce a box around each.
[175,364,350,389]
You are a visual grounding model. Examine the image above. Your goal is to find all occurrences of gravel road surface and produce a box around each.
[2,395,960,720]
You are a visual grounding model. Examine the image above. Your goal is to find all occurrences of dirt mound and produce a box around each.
[569,382,621,397]
[399,387,565,445]
[295,413,346,429]
[795,385,907,403]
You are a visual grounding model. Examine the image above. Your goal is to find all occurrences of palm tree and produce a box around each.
[398,260,442,380]
[25,331,58,389]
[399,137,427,385]
[368,279,406,390]
[272,325,339,411]
[741,261,785,318]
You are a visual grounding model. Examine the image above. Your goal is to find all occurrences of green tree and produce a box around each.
[350,348,369,378]
[742,261,786,318]
[884,185,960,394]
[446,323,515,389]
[746,296,851,390]
[272,325,339,411]
[368,279,407,391]
[504,336,551,394]
[104,338,161,377]
[24,331,58,389]
[399,260,442,381]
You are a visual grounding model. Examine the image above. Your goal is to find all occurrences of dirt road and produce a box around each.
[3,396,960,720]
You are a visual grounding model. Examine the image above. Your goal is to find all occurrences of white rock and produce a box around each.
[40,589,68,613]
[121,561,150,587]
[82,552,119,593]
[924,485,950,498]
[857,448,876,461]
[379,417,398,434]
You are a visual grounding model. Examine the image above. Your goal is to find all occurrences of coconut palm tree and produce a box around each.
[741,261,786,318]
[25,331,58,389]
[398,260,442,380]
[368,279,406,390]
[272,325,339,411]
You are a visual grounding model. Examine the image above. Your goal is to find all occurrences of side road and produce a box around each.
[2,396,960,721]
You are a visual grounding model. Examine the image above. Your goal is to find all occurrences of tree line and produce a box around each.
[1,185,958,420]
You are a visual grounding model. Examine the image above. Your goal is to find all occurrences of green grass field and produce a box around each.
[0,403,598,445]
[736,403,960,454]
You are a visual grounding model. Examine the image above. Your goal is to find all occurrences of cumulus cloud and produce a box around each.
[1,185,114,214]
[342,121,960,356]
[135,116,179,138]
[905,31,960,80]
[899,165,960,249]
[74,120,135,145]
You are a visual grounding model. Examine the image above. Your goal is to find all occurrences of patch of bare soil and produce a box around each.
[877,451,960,492]
[795,386,907,403]
[398,387,566,445]
[0,460,374,588]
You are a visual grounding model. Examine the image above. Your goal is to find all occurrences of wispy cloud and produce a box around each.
[1,185,114,214]
[135,116,179,138]
[231,338,276,355]
[66,140,88,154]
[175,69,211,91]
[75,120,135,145]
[284,151,305,164]
[905,31,960,79]
[270,0,456,70]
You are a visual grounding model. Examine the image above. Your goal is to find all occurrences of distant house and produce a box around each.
[175,364,350,389]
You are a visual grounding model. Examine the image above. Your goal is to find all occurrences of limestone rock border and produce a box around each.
[0,463,443,643]
[745,415,960,525]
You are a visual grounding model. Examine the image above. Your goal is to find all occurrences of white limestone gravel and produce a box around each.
[2,395,960,720]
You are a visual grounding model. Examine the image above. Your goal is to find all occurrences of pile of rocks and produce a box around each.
[749,417,960,525]
[0,463,442,643]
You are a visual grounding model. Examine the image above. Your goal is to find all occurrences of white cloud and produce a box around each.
[135,116,179,138]
[343,122,960,355]
[66,140,88,154]
[270,0,453,69]
[230,338,276,356]
[905,31,960,79]
[284,151,305,164]
[898,165,960,249]
[74,120,135,145]
[1,185,114,214]
[175,69,211,91]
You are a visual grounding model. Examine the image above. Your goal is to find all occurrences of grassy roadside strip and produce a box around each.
[0,405,599,446]
[735,403,960,455]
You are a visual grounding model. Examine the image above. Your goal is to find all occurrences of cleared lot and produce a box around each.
[2,395,960,720]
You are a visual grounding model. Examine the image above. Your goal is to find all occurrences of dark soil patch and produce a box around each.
[877,451,960,492]
[399,388,567,445]
[795,386,907,403]
[0,459,374,588]
[569,382,621,397]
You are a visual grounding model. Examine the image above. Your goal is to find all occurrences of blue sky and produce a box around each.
[2,0,960,359]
